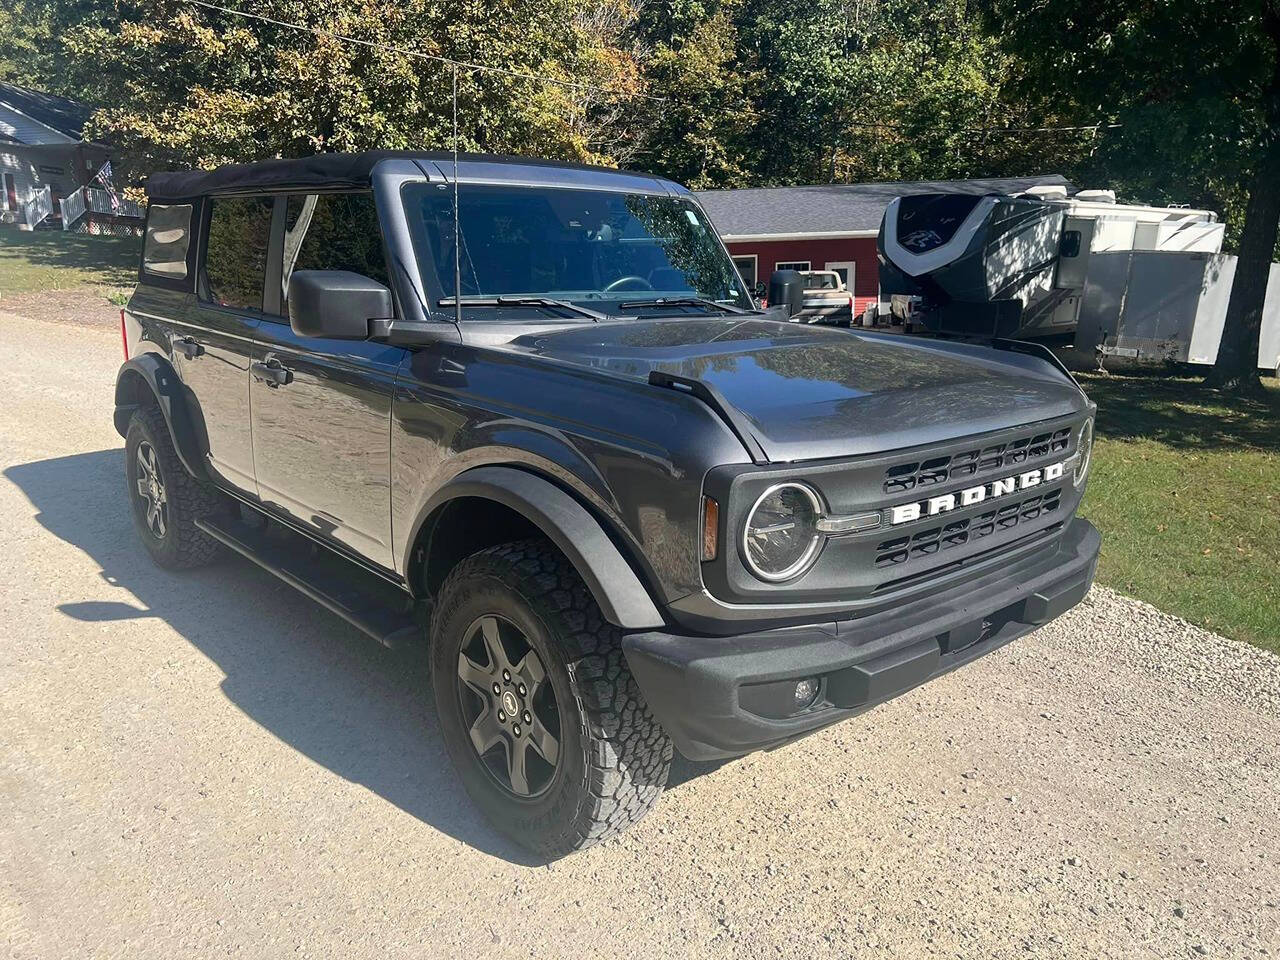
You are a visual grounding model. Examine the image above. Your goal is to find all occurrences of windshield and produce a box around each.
[402,183,751,315]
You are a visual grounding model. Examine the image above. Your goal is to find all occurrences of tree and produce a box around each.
[628,0,757,188]
[0,0,65,84]
[6,0,1090,195]
[9,0,644,185]
[990,0,1280,396]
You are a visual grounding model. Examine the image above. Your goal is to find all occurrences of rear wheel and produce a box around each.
[125,406,224,569]
[430,539,672,858]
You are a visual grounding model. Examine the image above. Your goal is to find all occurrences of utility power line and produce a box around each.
[186,0,668,102]
[843,121,1121,135]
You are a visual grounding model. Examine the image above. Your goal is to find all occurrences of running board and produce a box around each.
[196,514,421,649]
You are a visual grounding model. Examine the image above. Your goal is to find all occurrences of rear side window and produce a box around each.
[142,203,193,279]
[203,196,273,311]
[281,193,389,313]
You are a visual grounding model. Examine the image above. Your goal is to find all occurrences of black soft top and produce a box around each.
[144,150,638,200]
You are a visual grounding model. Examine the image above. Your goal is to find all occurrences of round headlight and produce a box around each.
[1073,417,1094,488]
[742,482,823,582]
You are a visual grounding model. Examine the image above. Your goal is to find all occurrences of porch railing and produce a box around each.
[20,185,53,230]
[59,189,87,229]
[60,186,145,230]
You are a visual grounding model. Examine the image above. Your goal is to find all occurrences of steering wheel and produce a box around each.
[603,275,654,293]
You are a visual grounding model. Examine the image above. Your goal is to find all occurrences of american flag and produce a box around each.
[93,160,121,211]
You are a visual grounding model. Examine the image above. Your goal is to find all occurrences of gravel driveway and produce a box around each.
[2,309,1278,959]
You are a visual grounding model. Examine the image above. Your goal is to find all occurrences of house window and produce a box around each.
[775,260,810,273]
[3,173,17,212]
[824,261,855,291]
[732,255,757,289]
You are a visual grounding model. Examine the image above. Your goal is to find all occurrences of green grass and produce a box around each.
[0,229,141,298]
[1078,372,1280,653]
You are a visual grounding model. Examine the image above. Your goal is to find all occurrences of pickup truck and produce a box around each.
[797,269,857,324]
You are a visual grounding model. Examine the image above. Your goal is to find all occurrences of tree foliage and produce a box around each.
[7,0,645,180]
[2,0,1092,187]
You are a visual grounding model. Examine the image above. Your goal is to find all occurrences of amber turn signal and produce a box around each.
[701,496,719,562]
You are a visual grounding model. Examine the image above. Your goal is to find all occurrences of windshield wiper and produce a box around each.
[616,296,749,315]
[437,295,610,323]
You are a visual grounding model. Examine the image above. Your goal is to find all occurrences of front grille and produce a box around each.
[874,488,1063,568]
[871,521,1064,595]
[702,412,1083,608]
[883,427,1071,495]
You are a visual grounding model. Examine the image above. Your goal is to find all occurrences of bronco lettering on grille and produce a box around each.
[888,460,1066,526]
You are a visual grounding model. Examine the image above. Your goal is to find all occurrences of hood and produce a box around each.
[496,318,1088,462]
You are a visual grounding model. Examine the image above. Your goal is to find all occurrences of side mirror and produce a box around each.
[288,270,393,340]
[767,269,805,319]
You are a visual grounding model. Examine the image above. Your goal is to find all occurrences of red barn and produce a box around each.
[694,175,1072,313]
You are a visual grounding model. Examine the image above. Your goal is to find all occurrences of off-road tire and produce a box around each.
[430,538,673,858]
[125,405,225,570]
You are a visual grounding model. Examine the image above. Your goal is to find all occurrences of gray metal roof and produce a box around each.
[0,82,91,141]
[693,175,1074,238]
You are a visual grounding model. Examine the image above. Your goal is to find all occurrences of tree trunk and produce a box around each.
[1205,133,1280,394]
[1207,6,1280,395]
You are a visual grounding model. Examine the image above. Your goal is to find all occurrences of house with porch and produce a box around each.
[0,81,142,234]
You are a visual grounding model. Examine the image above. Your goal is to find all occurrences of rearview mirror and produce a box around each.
[767,269,805,319]
[288,270,394,340]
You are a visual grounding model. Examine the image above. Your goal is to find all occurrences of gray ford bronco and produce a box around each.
[116,151,1099,857]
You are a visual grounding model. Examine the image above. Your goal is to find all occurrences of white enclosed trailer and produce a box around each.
[1082,254,1280,374]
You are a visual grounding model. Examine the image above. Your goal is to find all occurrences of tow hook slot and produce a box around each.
[824,639,939,709]
[940,604,1023,654]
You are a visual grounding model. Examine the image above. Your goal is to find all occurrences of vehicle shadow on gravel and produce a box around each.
[6,449,736,865]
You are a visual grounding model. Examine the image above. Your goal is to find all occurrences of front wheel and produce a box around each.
[430,539,673,858]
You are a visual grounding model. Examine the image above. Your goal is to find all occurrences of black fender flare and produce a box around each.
[113,354,209,480]
[407,466,666,630]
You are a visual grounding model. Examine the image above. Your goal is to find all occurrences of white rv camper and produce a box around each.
[1029,187,1227,344]
[877,184,1279,374]
[879,185,1224,340]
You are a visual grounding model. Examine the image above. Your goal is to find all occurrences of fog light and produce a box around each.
[794,677,820,708]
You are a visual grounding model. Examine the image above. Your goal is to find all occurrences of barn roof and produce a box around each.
[694,175,1074,239]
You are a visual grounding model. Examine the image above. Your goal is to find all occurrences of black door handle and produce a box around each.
[251,358,293,387]
[174,337,204,359]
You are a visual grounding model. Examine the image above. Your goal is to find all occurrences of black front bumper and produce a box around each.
[623,517,1100,760]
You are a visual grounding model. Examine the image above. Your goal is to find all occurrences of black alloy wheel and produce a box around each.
[133,440,169,540]
[430,539,673,858]
[455,614,561,798]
